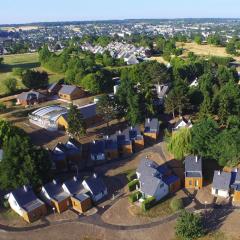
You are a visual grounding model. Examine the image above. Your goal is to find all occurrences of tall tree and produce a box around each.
[67,104,86,140]
[166,128,192,160]
[22,70,48,89]
[0,135,51,190]
[97,94,115,134]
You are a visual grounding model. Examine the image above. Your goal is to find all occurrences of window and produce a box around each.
[189,180,192,186]
[160,183,164,188]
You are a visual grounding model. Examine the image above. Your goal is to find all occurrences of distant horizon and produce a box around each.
[1,0,240,25]
[1,17,240,27]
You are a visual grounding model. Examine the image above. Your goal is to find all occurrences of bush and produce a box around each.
[175,210,204,240]
[129,191,142,203]
[141,196,156,211]
[0,103,7,113]
[170,198,184,212]
[12,67,24,77]
[3,200,10,209]
[128,179,140,192]
[126,171,137,182]
[3,78,17,94]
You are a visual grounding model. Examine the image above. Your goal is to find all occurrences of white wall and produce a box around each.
[211,188,229,198]
[8,194,23,217]
[154,182,169,201]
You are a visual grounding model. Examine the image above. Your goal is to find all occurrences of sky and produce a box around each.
[1,0,240,24]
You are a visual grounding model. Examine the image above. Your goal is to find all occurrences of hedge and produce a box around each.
[126,172,137,182]
[141,196,156,211]
[129,191,142,203]
[128,179,140,192]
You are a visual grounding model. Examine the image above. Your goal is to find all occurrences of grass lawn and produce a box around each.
[176,42,240,62]
[0,208,19,221]
[130,195,177,218]
[0,53,64,95]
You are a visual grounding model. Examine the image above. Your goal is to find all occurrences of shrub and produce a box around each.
[128,179,140,192]
[129,191,142,203]
[0,103,7,113]
[170,198,184,212]
[141,196,156,211]
[126,171,137,182]
[12,67,24,77]
[175,210,204,240]
[3,78,17,94]
[3,200,10,209]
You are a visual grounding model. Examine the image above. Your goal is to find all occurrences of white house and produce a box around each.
[136,158,169,201]
[82,174,108,202]
[173,116,193,131]
[212,171,232,198]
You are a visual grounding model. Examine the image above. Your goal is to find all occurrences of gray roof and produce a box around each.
[212,171,231,191]
[84,176,107,197]
[48,82,61,92]
[59,85,78,95]
[17,91,45,101]
[137,158,164,197]
[78,103,96,119]
[11,186,45,212]
[185,155,202,178]
[140,175,162,197]
[137,158,160,177]
[43,181,69,202]
[144,118,159,133]
[63,177,84,195]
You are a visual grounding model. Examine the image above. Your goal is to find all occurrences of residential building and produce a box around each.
[116,130,133,156]
[48,82,62,95]
[144,118,159,141]
[50,143,68,172]
[212,171,232,198]
[173,116,192,131]
[90,140,105,161]
[62,177,92,213]
[104,136,119,160]
[136,158,169,201]
[58,85,85,101]
[185,155,203,189]
[40,180,70,213]
[17,91,46,106]
[7,186,47,223]
[82,174,108,202]
[123,126,144,151]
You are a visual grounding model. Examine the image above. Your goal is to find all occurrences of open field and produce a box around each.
[177,42,240,62]
[0,26,39,32]
[0,53,64,94]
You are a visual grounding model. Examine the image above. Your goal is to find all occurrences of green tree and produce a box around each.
[12,67,24,77]
[97,94,115,134]
[38,44,52,64]
[190,118,219,157]
[175,210,204,240]
[3,78,17,94]
[166,128,192,160]
[0,135,51,190]
[211,128,240,167]
[194,35,202,45]
[22,70,48,89]
[67,104,86,140]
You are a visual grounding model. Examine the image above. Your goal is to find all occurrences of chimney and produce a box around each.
[93,140,96,144]
[147,118,150,123]
[130,126,133,130]
[73,176,77,182]
[218,171,221,176]
[53,179,57,184]
[195,156,198,163]
[118,130,122,134]
[106,135,109,140]
[23,185,28,192]
[93,173,97,178]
